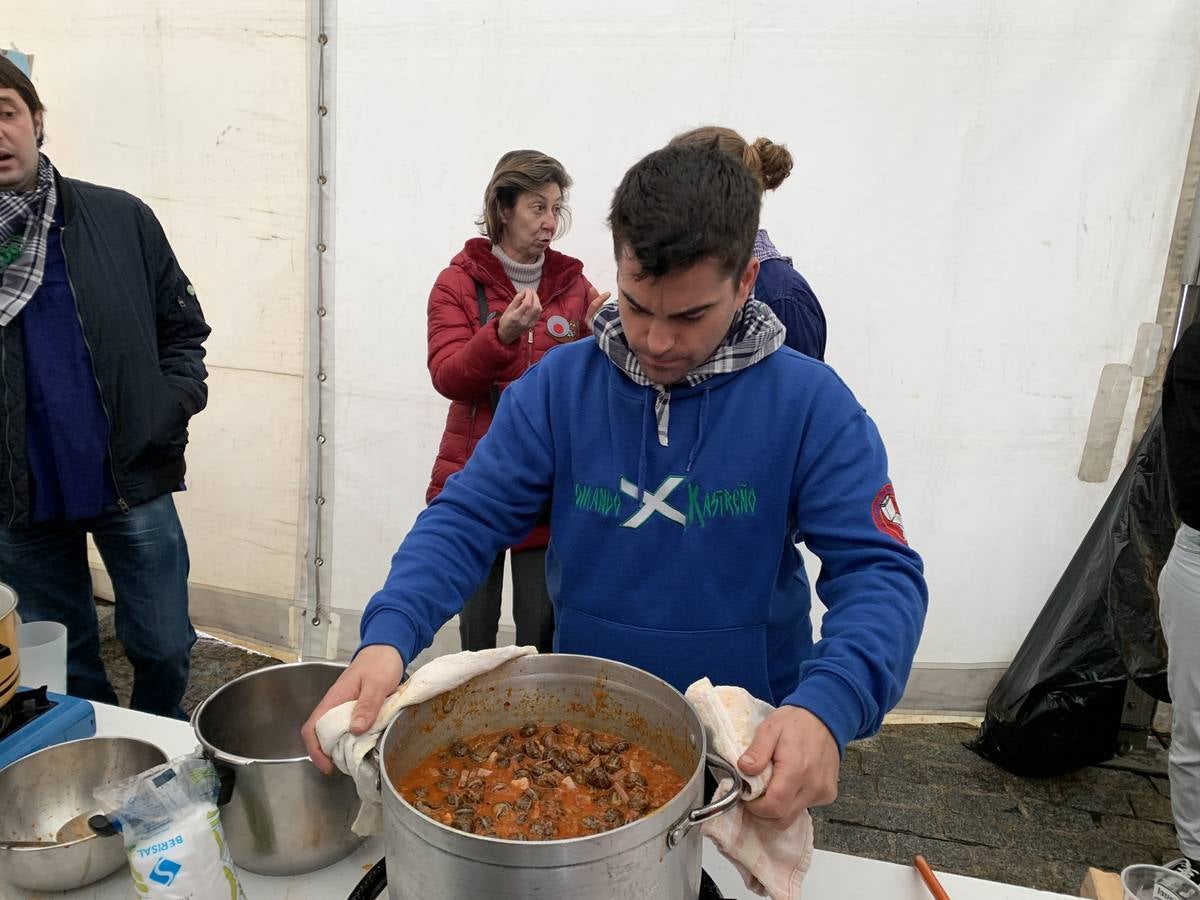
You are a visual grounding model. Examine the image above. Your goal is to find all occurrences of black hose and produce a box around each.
[346,856,386,900]
[699,869,725,898]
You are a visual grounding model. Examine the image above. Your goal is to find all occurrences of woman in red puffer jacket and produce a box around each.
[426,149,608,653]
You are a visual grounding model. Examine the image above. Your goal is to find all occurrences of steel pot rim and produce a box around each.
[0,735,168,849]
[0,582,16,619]
[378,653,739,859]
[0,585,19,708]
[0,733,166,775]
[192,659,347,766]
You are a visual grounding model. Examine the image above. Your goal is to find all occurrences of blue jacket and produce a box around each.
[360,340,927,751]
[755,258,827,360]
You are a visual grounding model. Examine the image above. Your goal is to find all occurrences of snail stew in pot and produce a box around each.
[393,721,687,840]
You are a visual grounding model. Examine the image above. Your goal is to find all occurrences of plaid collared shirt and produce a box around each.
[592,297,785,446]
[753,229,786,264]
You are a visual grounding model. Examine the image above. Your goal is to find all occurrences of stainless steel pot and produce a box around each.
[379,654,742,900]
[192,661,363,876]
[0,736,168,892]
[0,583,20,707]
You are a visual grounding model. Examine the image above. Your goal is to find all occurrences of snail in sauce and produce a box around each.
[394,722,686,840]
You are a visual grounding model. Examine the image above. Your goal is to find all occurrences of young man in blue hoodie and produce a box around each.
[302,144,928,830]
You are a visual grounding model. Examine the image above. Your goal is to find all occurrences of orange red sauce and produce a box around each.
[394,721,686,840]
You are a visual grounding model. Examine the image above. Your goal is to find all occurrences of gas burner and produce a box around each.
[346,859,727,899]
[0,686,94,770]
[0,685,54,741]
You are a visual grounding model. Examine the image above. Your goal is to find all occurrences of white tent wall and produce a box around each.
[6,4,311,651]
[324,1,1200,709]
[7,3,1200,710]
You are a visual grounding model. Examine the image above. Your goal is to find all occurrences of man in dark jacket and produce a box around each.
[0,57,210,719]
[1160,318,1200,885]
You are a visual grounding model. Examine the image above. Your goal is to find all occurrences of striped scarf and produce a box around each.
[0,154,57,326]
[592,297,785,446]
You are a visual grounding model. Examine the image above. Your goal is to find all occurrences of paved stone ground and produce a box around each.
[97,602,1179,896]
[96,601,277,715]
[819,723,1177,895]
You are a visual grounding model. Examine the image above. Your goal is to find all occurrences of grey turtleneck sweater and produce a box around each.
[492,243,544,294]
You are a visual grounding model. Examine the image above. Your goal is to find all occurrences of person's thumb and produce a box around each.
[738,718,780,776]
[350,677,387,734]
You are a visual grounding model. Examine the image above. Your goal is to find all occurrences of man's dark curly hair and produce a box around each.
[608,142,760,282]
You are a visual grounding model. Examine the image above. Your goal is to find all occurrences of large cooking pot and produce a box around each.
[192,661,363,875]
[379,654,742,900]
[0,583,20,708]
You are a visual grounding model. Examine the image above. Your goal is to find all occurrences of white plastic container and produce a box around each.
[16,620,67,694]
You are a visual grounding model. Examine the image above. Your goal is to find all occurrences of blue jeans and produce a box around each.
[0,493,195,719]
[458,547,555,653]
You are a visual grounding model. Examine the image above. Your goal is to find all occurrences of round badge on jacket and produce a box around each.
[547,315,577,341]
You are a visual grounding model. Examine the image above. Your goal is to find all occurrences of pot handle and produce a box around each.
[667,753,744,849]
[193,751,237,807]
[366,745,381,794]
[88,814,119,837]
[214,761,236,807]
[193,740,238,806]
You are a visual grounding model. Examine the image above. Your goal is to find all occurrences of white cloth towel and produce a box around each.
[316,645,537,835]
[685,677,814,900]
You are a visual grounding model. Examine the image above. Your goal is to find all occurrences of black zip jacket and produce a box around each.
[0,172,210,526]
[1164,320,1200,530]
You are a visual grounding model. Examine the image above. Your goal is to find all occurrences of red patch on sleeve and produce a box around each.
[872,483,907,545]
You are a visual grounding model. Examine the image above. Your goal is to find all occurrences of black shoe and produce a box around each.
[1164,857,1200,886]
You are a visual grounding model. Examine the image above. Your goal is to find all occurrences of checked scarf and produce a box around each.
[0,154,57,326]
[592,296,785,446]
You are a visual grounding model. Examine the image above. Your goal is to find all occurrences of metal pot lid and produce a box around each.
[0,582,17,620]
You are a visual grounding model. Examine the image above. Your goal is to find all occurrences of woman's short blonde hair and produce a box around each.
[669,126,793,194]
[478,150,573,243]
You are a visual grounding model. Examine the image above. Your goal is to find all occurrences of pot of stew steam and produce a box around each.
[379,654,742,899]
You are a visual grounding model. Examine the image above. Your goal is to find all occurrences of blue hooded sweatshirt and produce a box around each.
[360,339,927,751]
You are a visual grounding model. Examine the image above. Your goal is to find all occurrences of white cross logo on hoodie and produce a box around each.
[618,476,687,528]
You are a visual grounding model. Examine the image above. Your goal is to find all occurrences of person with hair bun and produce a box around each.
[671,126,827,359]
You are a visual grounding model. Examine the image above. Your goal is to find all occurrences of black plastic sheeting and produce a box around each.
[968,410,1178,777]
